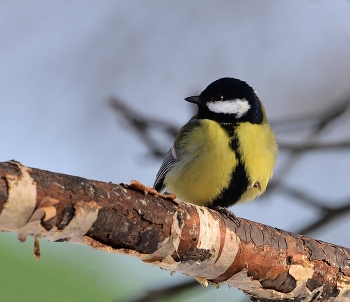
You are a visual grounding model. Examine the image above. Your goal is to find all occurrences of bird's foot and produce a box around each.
[210,206,237,222]
[129,180,177,200]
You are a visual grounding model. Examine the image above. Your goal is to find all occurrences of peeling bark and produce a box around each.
[0,161,350,301]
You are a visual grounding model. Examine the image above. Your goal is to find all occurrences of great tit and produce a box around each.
[154,77,278,209]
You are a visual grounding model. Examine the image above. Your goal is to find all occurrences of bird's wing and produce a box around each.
[153,117,200,193]
[153,145,178,192]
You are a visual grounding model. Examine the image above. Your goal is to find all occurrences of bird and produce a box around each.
[153,77,278,210]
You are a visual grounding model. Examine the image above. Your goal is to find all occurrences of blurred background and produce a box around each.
[1,1,350,301]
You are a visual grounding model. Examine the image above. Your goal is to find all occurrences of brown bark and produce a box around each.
[0,161,349,301]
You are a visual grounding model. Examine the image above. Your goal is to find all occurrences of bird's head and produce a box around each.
[185,77,264,124]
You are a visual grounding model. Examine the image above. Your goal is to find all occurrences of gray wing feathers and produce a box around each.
[153,118,199,192]
[153,146,178,192]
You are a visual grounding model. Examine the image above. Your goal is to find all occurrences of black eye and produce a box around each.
[214,95,223,102]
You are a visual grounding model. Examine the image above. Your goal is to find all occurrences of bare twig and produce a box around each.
[121,280,199,302]
[297,202,350,235]
[267,96,350,193]
[109,96,179,158]
[279,186,350,235]
[278,141,350,151]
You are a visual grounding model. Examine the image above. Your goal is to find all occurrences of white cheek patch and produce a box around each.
[207,98,251,117]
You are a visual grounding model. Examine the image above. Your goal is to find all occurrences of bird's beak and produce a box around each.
[185,96,202,104]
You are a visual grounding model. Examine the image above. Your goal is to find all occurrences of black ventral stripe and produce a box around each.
[210,125,249,207]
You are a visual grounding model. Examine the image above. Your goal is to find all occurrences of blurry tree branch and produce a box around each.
[1,161,350,302]
[279,141,350,152]
[109,97,179,158]
[267,95,350,193]
[280,185,350,235]
[122,280,199,302]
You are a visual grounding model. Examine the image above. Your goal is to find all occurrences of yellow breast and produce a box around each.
[164,118,277,206]
[235,121,277,203]
[164,120,237,206]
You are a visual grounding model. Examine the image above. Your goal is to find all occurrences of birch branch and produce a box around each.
[0,161,349,302]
